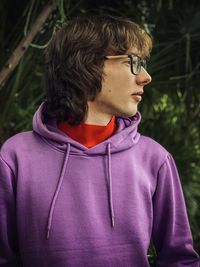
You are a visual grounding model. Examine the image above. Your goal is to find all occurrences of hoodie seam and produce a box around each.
[20,242,139,253]
[38,135,100,157]
[0,153,16,178]
[157,152,170,175]
[37,133,89,154]
[154,152,170,194]
[39,136,66,154]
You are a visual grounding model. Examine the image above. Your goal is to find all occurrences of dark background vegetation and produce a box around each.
[0,0,200,264]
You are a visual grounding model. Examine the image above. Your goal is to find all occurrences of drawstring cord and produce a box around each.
[107,143,115,228]
[46,143,71,239]
[46,142,114,240]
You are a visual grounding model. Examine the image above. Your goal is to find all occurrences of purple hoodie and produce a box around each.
[0,102,199,267]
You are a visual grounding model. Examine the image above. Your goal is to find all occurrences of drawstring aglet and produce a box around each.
[111,216,115,228]
[46,229,50,240]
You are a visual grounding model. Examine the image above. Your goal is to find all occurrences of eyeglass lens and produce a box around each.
[129,55,146,75]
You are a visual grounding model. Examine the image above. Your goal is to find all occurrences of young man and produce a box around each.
[0,15,199,267]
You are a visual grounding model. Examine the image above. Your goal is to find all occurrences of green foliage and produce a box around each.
[0,0,199,263]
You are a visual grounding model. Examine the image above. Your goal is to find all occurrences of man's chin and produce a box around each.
[116,110,138,118]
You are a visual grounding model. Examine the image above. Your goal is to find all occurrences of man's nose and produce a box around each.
[136,67,152,86]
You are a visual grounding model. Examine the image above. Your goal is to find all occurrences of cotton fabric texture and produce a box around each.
[0,102,199,267]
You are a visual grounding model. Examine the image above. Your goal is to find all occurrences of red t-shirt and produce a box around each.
[58,116,117,148]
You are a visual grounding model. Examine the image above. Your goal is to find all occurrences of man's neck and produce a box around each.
[85,102,112,126]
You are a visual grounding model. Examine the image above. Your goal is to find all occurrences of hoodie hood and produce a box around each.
[33,102,141,155]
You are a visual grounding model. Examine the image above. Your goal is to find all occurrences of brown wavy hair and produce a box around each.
[44,15,152,125]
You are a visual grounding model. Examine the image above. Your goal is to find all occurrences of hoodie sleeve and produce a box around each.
[0,154,21,266]
[152,153,200,267]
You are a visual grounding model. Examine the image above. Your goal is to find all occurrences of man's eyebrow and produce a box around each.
[128,52,141,58]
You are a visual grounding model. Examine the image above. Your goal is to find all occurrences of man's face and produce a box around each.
[89,48,152,119]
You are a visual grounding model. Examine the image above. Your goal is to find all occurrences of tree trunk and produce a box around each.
[0,1,56,89]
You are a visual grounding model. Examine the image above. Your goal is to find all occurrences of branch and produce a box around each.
[0,1,56,89]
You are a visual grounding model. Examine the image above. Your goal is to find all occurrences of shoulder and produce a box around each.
[0,131,39,164]
[137,134,170,170]
[1,131,35,150]
[139,135,168,153]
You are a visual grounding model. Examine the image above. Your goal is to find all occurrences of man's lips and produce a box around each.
[132,91,144,96]
[131,91,143,102]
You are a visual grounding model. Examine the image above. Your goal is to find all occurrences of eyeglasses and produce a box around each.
[104,54,147,75]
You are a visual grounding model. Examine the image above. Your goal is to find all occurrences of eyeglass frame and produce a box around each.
[104,54,147,75]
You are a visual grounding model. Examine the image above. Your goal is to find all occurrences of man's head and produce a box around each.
[44,15,152,125]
